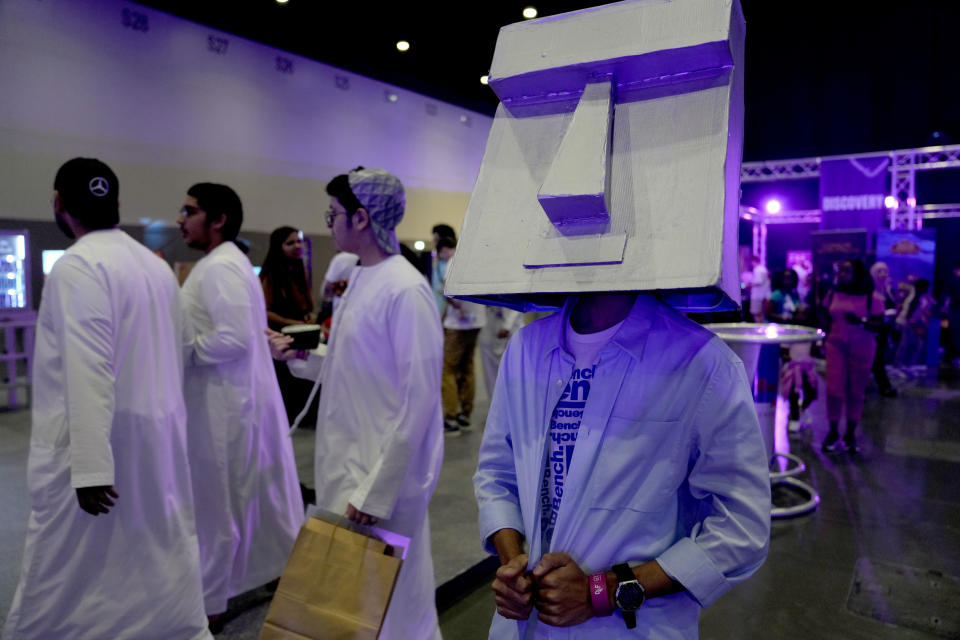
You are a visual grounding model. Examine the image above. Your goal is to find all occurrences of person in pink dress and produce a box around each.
[822,260,877,453]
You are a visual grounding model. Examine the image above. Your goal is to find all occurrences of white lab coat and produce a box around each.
[299,254,444,640]
[3,229,210,640]
[475,295,771,639]
[181,241,303,615]
[478,306,523,398]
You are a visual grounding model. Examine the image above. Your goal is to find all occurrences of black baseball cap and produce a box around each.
[54,157,120,229]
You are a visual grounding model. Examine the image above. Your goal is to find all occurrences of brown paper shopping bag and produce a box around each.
[259,513,404,640]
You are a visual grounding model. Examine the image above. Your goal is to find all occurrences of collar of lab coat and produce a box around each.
[545,293,658,364]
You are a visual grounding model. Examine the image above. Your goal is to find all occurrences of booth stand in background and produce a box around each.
[705,323,825,519]
[0,312,35,408]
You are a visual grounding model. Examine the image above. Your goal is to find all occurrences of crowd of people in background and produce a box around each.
[6,158,498,639]
[748,258,953,376]
[744,254,960,452]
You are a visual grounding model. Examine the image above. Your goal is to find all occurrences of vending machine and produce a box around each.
[0,230,30,311]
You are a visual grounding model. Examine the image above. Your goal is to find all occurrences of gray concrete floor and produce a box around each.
[0,384,493,639]
[3,367,959,639]
[440,367,960,639]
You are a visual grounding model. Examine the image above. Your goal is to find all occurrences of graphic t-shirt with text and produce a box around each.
[539,317,623,549]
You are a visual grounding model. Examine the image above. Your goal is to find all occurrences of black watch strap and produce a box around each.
[613,562,634,583]
[612,563,638,629]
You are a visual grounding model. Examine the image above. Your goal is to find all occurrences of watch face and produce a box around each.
[616,581,645,611]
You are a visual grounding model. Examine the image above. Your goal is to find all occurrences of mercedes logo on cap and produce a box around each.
[89,177,110,197]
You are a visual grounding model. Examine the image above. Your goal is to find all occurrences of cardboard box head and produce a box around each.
[444,0,745,312]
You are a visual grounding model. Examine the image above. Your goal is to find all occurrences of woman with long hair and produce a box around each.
[822,259,876,453]
[260,226,315,330]
[260,227,317,427]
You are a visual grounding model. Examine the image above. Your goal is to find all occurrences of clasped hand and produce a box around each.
[493,552,594,627]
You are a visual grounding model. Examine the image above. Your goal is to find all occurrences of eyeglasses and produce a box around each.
[180,205,202,218]
[325,208,349,228]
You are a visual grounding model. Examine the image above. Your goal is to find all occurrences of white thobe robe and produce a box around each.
[311,255,444,640]
[3,229,210,640]
[180,241,303,615]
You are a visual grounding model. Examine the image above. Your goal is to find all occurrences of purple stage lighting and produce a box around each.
[764,199,782,214]
[884,196,898,209]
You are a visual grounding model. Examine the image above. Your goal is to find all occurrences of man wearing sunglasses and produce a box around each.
[270,168,444,640]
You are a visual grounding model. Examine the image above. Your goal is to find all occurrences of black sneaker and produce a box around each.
[444,418,462,438]
[456,413,472,429]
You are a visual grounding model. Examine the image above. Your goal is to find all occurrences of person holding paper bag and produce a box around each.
[272,168,444,639]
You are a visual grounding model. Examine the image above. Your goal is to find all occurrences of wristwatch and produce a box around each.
[612,563,645,629]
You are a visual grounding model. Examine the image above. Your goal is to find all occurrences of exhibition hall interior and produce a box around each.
[1,1,959,638]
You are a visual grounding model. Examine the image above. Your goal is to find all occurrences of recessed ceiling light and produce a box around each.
[480,75,489,85]
[276,0,289,4]
[396,40,410,52]
[414,240,426,251]
[523,7,537,19]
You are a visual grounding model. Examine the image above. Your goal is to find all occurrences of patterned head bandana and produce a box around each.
[347,168,405,255]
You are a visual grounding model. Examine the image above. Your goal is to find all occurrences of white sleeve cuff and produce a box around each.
[71,471,115,489]
[656,537,729,608]
[478,505,526,555]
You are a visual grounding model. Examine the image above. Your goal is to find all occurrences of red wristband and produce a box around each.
[589,572,613,617]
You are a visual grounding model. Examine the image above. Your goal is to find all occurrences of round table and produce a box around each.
[704,323,825,519]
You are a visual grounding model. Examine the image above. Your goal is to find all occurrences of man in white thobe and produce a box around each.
[271,168,444,640]
[3,158,211,640]
[177,182,304,626]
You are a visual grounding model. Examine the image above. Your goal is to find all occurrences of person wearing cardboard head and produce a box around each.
[270,168,444,639]
[177,183,304,630]
[3,158,212,640]
[455,1,771,636]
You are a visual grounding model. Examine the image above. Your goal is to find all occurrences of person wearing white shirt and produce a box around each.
[3,159,211,640]
[322,250,359,316]
[475,292,771,639]
[177,183,303,631]
[749,256,772,321]
[271,168,444,640]
[478,305,524,399]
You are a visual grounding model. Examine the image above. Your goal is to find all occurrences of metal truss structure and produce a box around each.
[740,143,960,231]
